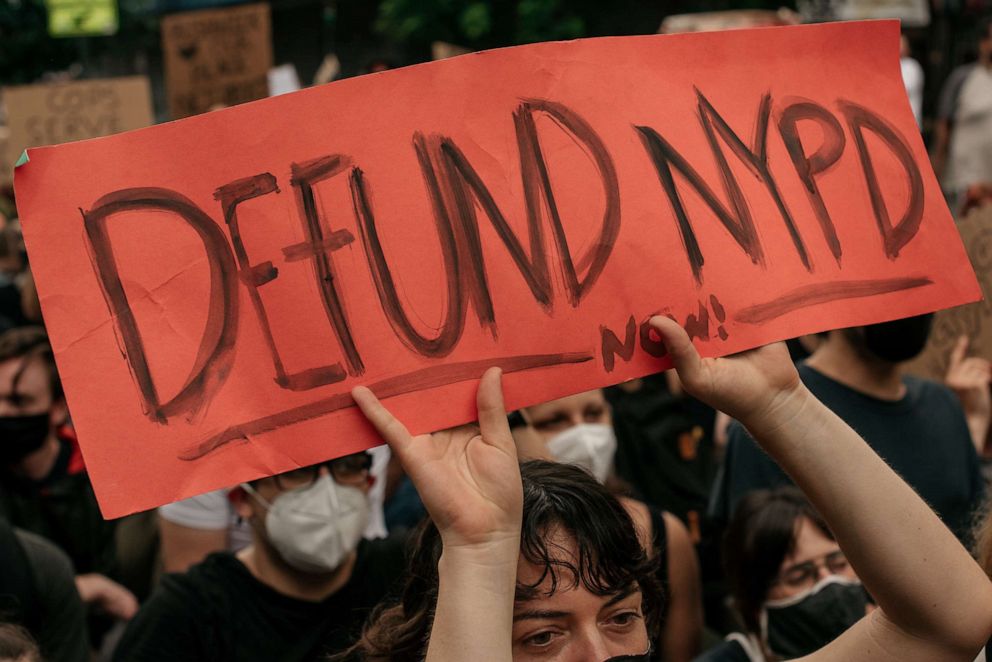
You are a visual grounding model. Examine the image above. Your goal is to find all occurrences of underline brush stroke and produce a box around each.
[179,351,593,461]
[734,277,933,325]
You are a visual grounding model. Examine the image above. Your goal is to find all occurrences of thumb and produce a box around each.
[649,315,702,381]
[950,335,970,368]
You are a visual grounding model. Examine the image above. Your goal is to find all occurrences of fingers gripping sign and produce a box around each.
[352,368,523,551]
[647,316,804,431]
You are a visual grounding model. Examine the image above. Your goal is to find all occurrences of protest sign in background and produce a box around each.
[161,2,272,119]
[14,21,980,517]
[904,206,992,381]
[2,77,153,184]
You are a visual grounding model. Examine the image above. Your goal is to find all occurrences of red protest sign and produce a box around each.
[14,21,979,518]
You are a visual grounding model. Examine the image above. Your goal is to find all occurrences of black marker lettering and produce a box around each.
[82,188,239,423]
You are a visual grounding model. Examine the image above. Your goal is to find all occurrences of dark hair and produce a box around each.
[340,460,662,661]
[722,487,833,633]
[0,327,62,402]
[0,624,40,662]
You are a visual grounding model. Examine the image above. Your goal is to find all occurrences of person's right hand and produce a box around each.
[352,367,523,552]
[649,316,805,433]
[945,335,992,418]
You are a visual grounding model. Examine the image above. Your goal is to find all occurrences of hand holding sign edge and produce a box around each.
[351,367,523,553]
[648,315,804,437]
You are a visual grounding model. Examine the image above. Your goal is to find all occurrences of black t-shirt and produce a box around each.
[0,435,117,578]
[709,364,984,540]
[113,536,407,662]
[692,638,754,662]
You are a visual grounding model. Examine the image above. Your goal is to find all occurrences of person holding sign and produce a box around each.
[348,316,992,662]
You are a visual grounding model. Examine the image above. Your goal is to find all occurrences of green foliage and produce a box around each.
[375,0,585,50]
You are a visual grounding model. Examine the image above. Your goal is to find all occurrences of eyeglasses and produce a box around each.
[272,452,373,491]
[775,550,850,589]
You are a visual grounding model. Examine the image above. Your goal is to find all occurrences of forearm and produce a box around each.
[966,414,990,454]
[745,387,992,654]
[426,542,519,662]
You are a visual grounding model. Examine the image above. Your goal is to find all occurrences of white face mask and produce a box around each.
[545,423,617,484]
[242,474,370,574]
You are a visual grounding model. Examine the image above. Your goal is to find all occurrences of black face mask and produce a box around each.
[603,654,651,662]
[0,414,51,465]
[761,577,868,659]
[848,313,934,363]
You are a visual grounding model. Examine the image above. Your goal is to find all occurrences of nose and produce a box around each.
[317,466,331,478]
[570,629,613,662]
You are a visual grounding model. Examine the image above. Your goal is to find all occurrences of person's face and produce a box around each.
[236,452,373,521]
[766,517,857,601]
[511,529,650,661]
[980,27,992,61]
[0,356,62,423]
[524,391,611,443]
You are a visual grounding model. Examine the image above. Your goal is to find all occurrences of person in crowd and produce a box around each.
[0,327,137,624]
[0,624,41,662]
[114,452,407,661]
[518,388,704,661]
[900,34,924,128]
[0,517,89,661]
[710,314,984,542]
[697,488,869,662]
[348,315,992,661]
[933,18,992,212]
[158,446,392,573]
[0,226,28,334]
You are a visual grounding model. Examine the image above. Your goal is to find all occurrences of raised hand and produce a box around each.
[352,367,523,551]
[648,315,804,432]
[944,335,992,452]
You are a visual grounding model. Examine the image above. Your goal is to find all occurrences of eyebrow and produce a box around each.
[513,609,570,623]
[512,586,639,622]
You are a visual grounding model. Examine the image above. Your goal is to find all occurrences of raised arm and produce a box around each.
[650,316,992,662]
[352,368,521,662]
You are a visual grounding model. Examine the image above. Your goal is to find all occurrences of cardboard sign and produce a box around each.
[46,0,119,37]
[161,2,272,119]
[904,206,992,381]
[3,77,153,182]
[14,21,981,518]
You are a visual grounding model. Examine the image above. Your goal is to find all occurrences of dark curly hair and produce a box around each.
[338,460,663,661]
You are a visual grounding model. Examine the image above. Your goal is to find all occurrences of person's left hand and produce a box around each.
[352,368,523,553]
[75,573,139,621]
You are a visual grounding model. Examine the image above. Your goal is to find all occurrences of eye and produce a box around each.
[522,630,559,648]
[533,414,568,432]
[584,405,606,422]
[608,610,642,628]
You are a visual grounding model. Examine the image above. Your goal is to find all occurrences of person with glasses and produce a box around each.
[158,447,391,574]
[114,451,408,662]
[695,487,867,662]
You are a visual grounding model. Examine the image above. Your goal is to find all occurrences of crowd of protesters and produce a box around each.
[3,16,992,662]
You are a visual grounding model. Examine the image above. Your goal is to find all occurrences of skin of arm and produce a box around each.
[158,519,229,574]
[353,369,521,662]
[659,512,703,662]
[648,316,992,662]
[621,500,703,662]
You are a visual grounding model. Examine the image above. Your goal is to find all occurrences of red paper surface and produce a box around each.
[14,21,980,518]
